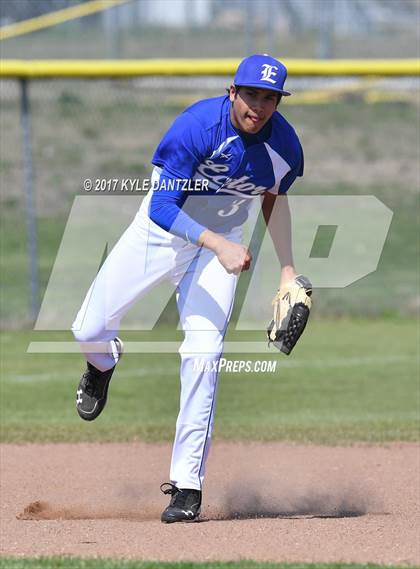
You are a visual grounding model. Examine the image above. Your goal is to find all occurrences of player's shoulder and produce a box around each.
[268,111,303,165]
[271,111,301,146]
[183,95,230,130]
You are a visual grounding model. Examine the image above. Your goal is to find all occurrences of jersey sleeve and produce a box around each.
[151,111,209,180]
[149,170,207,245]
[279,141,304,194]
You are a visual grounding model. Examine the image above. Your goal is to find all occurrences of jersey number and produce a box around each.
[218,198,247,217]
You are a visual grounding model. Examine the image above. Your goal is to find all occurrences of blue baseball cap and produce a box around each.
[234,54,291,96]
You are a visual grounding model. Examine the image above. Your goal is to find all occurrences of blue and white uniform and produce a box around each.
[73,55,303,492]
[147,94,303,242]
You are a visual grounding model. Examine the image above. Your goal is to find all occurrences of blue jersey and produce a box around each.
[148,95,303,243]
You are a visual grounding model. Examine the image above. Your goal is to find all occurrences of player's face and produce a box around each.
[229,85,279,134]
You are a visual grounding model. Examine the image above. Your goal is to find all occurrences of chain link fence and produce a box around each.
[1,0,419,59]
[1,75,419,326]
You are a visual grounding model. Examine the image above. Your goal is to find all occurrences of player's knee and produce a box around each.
[72,327,91,344]
[179,330,224,357]
[72,323,105,344]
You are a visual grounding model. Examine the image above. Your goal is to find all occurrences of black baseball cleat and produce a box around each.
[160,483,201,523]
[76,337,123,421]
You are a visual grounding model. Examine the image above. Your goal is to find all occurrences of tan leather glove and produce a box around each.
[267,275,312,355]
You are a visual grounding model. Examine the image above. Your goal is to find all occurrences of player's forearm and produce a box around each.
[262,193,294,267]
[198,229,225,254]
[262,193,296,285]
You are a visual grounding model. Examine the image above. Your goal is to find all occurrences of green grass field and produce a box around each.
[1,319,418,445]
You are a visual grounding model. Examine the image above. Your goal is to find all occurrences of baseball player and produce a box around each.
[72,54,308,523]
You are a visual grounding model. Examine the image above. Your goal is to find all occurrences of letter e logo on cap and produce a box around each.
[260,64,278,84]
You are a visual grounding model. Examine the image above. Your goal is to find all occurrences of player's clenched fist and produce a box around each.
[217,241,252,274]
[199,230,252,274]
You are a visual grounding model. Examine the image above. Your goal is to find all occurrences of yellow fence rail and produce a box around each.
[0,0,130,41]
[1,58,419,78]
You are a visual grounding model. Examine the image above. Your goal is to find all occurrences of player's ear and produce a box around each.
[276,94,282,107]
[228,85,237,103]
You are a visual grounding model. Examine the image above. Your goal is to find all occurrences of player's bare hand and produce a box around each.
[241,249,252,272]
[217,241,252,274]
[198,230,252,275]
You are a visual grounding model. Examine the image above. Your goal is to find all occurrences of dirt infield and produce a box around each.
[1,442,419,564]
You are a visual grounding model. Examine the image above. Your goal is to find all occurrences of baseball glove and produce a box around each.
[267,275,312,355]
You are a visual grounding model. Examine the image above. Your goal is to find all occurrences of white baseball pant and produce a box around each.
[72,186,240,490]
